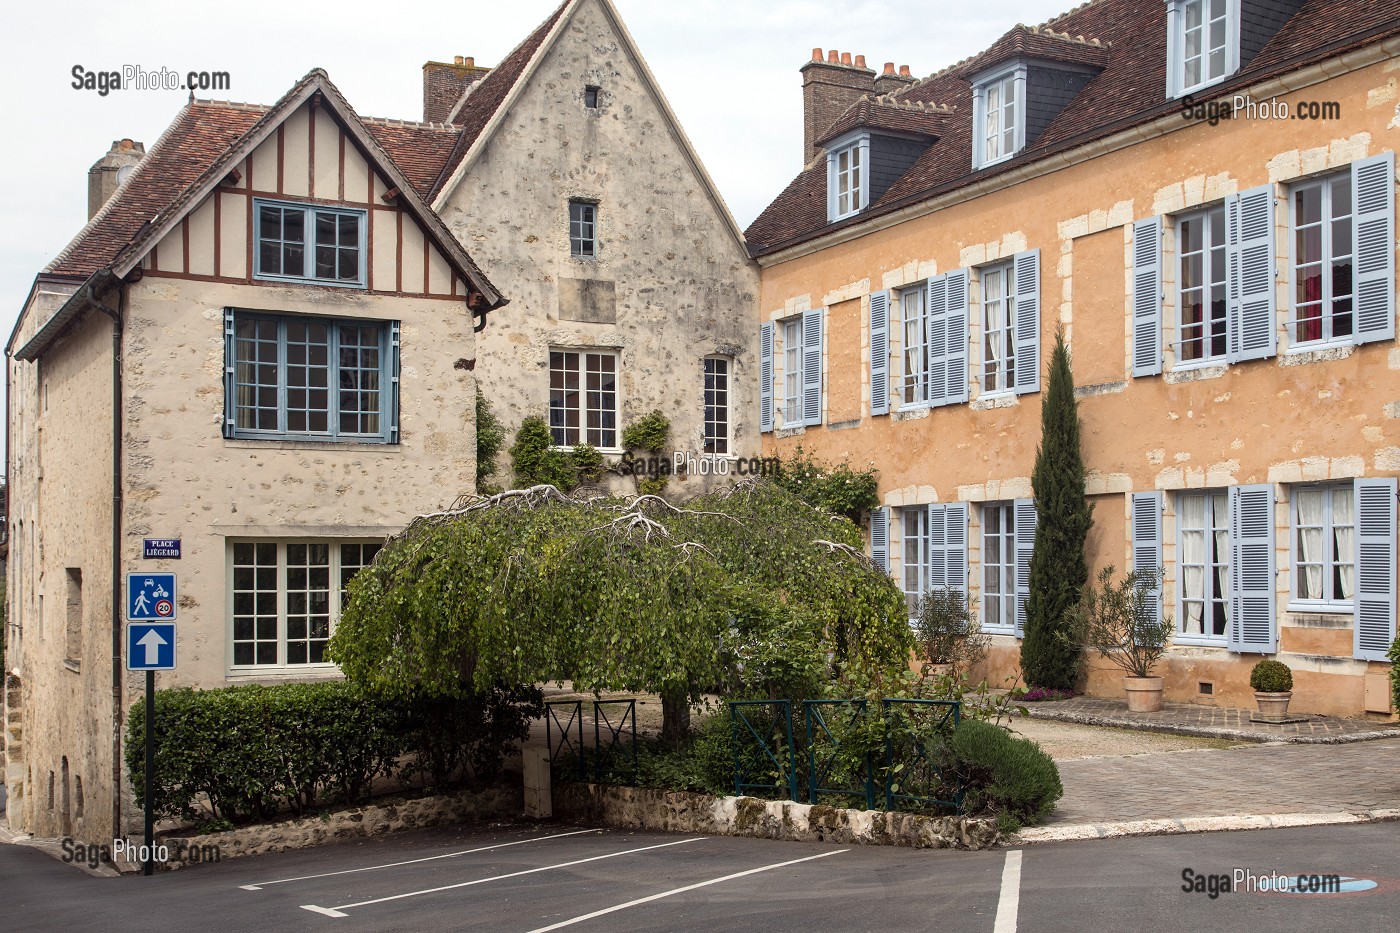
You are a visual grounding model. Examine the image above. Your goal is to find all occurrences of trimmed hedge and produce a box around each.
[949,719,1062,831]
[125,681,542,829]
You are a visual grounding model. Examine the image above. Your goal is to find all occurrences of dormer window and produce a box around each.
[1167,0,1240,97]
[971,66,1025,169]
[826,134,869,222]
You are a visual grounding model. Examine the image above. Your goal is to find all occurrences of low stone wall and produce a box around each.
[553,784,999,850]
[148,784,523,872]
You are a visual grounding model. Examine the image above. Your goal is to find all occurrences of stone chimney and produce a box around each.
[88,139,145,219]
[422,56,493,124]
[800,48,875,166]
[874,62,917,97]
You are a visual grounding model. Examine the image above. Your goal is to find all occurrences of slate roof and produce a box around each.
[745,0,1400,257]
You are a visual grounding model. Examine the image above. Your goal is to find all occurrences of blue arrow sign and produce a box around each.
[126,622,176,671]
[127,573,176,620]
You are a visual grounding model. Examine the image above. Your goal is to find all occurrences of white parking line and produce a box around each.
[239,829,600,890]
[299,837,705,918]
[524,848,849,933]
[993,849,1023,933]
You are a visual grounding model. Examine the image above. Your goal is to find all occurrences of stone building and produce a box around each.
[3,70,504,841]
[423,0,760,492]
[747,0,1399,717]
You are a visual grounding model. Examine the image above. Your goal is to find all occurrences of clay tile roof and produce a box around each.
[961,23,1111,77]
[815,97,951,148]
[361,118,461,198]
[746,0,1400,257]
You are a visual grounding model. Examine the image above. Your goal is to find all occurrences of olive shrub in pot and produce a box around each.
[1071,566,1172,712]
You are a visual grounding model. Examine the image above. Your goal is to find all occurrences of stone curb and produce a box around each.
[1022,706,1400,745]
[1012,808,1400,845]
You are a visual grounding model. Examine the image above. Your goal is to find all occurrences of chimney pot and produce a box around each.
[840,51,852,66]
[454,55,464,65]
[827,49,838,63]
[899,65,911,77]
[119,138,135,151]
[463,56,474,68]
[883,62,895,75]
[811,47,823,61]
[854,54,866,68]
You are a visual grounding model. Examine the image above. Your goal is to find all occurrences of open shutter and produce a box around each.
[1352,153,1395,345]
[869,291,890,416]
[1131,491,1164,624]
[1013,498,1037,638]
[801,308,824,426]
[1226,184,1277,363]
[870,507,890,575]
[388,321,401,443]
[931,269,970,406]
[759,322,774,433]
[926,275,949,406]
[1131,218,1163,377]
[1012,250,1041,395]
[1354,477,1397,661]
[1227,484,1276,653]
[928,504,947,591]
[222,308,237,438]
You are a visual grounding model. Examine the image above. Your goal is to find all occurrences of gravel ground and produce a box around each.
[1006,714,1245,760]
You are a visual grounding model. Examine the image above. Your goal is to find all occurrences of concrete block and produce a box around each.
[524,746,552,819]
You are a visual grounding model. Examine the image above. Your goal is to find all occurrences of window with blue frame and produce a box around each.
[223,309,399,443]
[254,199,367,286]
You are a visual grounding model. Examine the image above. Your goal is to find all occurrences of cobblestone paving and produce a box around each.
[1025,696,1400,743]
[1047,737,1400,824]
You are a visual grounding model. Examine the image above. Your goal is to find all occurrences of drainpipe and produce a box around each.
[81,279,124,844]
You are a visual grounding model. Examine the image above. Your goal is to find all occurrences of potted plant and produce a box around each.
[1249,659,1295,722]
[914,588,989,678]
[1072,565,1172,712]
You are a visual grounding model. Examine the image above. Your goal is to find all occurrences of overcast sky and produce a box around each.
[0,0,1067,421]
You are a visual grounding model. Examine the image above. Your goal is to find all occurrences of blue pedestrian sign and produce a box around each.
[126,622,176,671]
[127,573,177,620]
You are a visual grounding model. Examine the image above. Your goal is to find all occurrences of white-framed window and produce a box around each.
[782,318,803,427]
[971,67,1025,169]
[827,135,869,222]
[1177,489,1229,643]
[1167,0,1238,97]
[223,310,398,443]
[981,502,1017,634]
[1292,484,1355,610]
[1290,172,1354,347]
[703,356,730,455]
[980,262,1016,394]
[569,200,597,258]
[900,286,929,406]
[549,350,618,448]
[1177,205,1228,363]
[228,539,381,670]
[901,507,928,616]
[254,199,367,287]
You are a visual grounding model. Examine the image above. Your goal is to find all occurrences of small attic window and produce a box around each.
[584,86,600,109]
[1166,0,1240,98]
[826,133,869,223]
[971,66,1026,170]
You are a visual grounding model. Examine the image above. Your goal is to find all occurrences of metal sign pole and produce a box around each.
[143,669,154,876]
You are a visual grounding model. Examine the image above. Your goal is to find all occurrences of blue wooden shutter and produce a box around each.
[1131,218,1163,377]
[222,308,236,438]
[1352,153,1395,345]
[870,507,890,575]
[1012,250,1041,395]
[759,322,774,433]
[1131,491,1164,624]
[925,275,949,406]
[1227,484,1276,653]
[933,269,970,406]
[1013,498,1037,638]
[869,291,890,416]
[1354,477,1397,661]
[1226,184,1277,363]
[388,321,401,443]
[801,308,824,426]
[946,502,969,599]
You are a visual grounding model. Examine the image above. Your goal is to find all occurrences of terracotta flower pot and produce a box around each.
[1253,691,1293,722]
[1123,676,1165,712]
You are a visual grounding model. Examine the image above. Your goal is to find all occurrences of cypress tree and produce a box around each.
[1020,329,1094,690]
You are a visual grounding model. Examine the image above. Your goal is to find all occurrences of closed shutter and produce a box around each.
[759,322,774,433]
[928,502,970,601]
[223,308,236,438]
[1226,184,1277,363]
[389,321,401,443]
[1227,484,1276,653]
[926,274,949,405]
[1354,477,1397,661]
[930,269,970,406]
[1014,498,1037,638]
[869,291,890,416]
[870,507,890,575]
[1131,491,1164,624]
[1352,153,1395,345]
[801,308,824,426]
[1131,218,1163,378]
[1012,250,1041,395]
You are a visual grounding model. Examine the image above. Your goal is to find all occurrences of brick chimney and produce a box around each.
[422,56,493,124]
[874,61,917,97]
[801,48,875,166]
[87,138,144,219]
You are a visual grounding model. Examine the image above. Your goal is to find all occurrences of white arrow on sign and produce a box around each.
[136,629,167,666]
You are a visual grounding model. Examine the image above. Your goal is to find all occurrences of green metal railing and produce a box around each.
[545,698,638,784]
[727,700,798,802]
[803,699,875,809]
[882,699,962,812]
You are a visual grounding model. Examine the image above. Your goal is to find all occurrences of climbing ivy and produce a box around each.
[620,409,670,454]
[475,389,506,493]
[508,416,604,492]
[770,446,880,524]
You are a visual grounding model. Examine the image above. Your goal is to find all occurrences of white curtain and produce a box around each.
[1181,495,1205,634]
[1211,494,1229,635]
[1333,488,1355,600]
[1296,488,1324,600]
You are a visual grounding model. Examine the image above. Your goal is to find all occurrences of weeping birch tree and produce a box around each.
[327,481,911,741]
